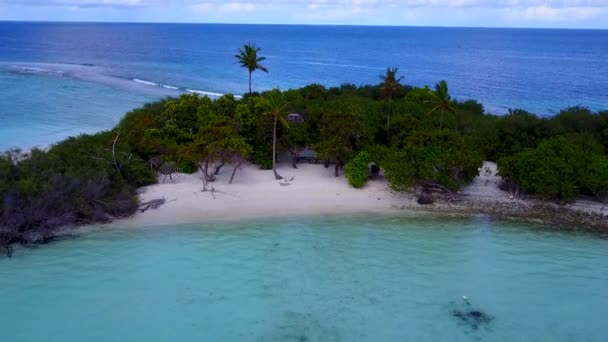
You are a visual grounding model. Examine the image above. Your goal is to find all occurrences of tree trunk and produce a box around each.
[197,162,209,190]
[248,71,252,94]
[290,148,299,169]
[201,159,216,183]
[229,161,242,184]
[386,94,393,131]
[440,107,444,129]
[387,94,392,141]
[213,161,225,176]
[272,114,283,180]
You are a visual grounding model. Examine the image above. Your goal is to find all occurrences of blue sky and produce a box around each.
[1,0,607,28]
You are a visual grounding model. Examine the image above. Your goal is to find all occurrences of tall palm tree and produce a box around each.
[234,43,268,94]
[264,89,288,180]
[379,67,403,133]
[427,80,456,129]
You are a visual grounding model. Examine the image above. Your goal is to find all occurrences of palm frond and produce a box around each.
[427,105,441,116]
[279,115,289,128]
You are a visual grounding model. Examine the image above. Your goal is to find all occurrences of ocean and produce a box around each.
[0,22,607,150]
[1,215,607,341]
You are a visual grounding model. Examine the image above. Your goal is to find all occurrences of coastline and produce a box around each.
[119,162,608,231]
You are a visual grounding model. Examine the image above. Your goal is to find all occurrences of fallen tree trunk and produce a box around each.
[138,198,167,213]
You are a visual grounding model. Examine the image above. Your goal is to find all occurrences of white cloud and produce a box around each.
[219,2,256,13]
[507,5,607,21]
[2,0,150,8]
[1,0,607,26]
[190,2,212,13]
[4,0,608,9]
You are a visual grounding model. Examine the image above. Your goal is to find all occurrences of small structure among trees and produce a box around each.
[287,113,304,123]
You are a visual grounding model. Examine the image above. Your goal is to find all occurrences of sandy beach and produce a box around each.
[124,163,416,227]
[122,161,608,229]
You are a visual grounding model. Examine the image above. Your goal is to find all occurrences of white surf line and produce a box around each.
[187,88,243,99]
[130,77,242,99]
[132,78,158,86]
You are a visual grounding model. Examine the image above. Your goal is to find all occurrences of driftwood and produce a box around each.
[200,186,234,200]
[138,198,167,212]
[416,182,461,204]
[417,193,434,205]
[420,182,453,194]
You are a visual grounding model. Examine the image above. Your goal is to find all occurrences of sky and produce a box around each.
[0,0,607,28]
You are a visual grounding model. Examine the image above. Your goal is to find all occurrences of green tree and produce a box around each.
[263,89,289,180]
[280,118,309,168]
[179,112,251,185]
[498,135,608,200]
[384,129,483,191]
[234,43,268,94]
[427,80,456,129]
[379,67,403,134]
[313,101,372,177]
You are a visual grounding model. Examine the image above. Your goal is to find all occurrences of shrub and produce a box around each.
[580,154,608,198]
[0,132,150,253]
[498,135,608,200]
[384,129,483,191]
[253,143,273,170]
[345,152,370,188]
[177,159,198,174]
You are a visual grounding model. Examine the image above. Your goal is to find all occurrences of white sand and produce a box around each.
[461,162,513,202]
[119,161,607,228]
[123,163,415,227]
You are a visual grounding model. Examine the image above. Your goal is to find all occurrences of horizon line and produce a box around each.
[0,19,606,31]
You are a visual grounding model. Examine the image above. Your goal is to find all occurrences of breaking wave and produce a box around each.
[4,62,243,99]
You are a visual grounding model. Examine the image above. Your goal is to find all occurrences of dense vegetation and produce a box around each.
[2,74,607,254]
[0,131,155,256]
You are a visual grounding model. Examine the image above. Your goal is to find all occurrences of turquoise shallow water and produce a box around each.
[1,215,608,341]
[0,69,154,150]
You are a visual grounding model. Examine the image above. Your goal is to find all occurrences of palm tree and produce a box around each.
[234,43,268,94]
[264,89,288,180]
[427,80,456,129]
[379,67,403,133]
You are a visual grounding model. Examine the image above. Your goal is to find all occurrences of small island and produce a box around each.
[1,45,607,257]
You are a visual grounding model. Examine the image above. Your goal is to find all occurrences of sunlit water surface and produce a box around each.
[1,215,607,341]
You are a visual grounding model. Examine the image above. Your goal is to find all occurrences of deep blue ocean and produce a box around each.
[0,22,607,150]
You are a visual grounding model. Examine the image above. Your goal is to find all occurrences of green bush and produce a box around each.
[177,159,198,174]
[345,152,370,188]
[580,154,608,198]
[253,143,273,170]
[1,133,144,249]
[384,129,483,191]
[498,135,608,200]
[123,160,157,186]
